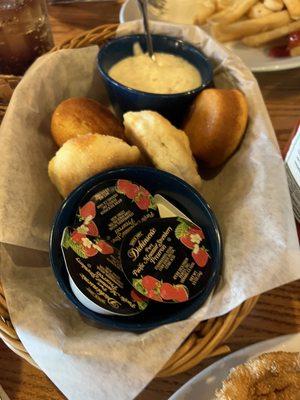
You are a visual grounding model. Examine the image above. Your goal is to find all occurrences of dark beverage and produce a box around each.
[0,0,53,75]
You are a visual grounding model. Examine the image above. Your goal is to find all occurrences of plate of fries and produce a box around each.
[120,0,300,71]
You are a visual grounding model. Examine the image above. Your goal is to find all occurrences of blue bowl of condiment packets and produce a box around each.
[97,34,213,126]
[49,166,222,332]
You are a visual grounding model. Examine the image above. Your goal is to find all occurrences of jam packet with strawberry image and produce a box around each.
[74,179,159,249]
[61,227,148,316]
[121,217,215,304]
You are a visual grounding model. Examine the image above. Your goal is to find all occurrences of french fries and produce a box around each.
[242,18,300,45]
[211,10,291,42]
[191,0,300,53]
[282,0,300,19]
[216,0,235,11]
[209,0,258,24]
[264,0,284,11]
[290,45,300,54]
[248,3,273,18]
[194,1,216,25]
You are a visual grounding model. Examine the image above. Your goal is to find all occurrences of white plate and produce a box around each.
[169,333,300,400]
[120,0,300,72]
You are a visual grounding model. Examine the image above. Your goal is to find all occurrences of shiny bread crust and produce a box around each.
[51,97,125,147]
[183,88,248,168]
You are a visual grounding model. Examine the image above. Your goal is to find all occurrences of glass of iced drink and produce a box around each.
[0,0,54,75]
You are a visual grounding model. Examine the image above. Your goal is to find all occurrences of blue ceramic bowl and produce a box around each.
[97,34,213,125]
[49,167,222,332]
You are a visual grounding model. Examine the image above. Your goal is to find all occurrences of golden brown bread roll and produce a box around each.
[51,97,124,147]
[183,89,248,168]
[48,134,142,197]
[216,351,300,399]
[123,110,202,191]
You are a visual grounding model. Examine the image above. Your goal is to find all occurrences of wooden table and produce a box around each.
[0,2,299,399]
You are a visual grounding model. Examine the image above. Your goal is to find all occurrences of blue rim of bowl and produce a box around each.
[49,167,222,332]
[97,34,213,98]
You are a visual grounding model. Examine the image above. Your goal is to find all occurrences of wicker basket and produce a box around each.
[0,23,259,378]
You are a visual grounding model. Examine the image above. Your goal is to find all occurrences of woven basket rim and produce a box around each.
[0,22,259,378]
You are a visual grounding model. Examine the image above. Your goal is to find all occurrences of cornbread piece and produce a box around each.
[183,89,248,168]
[51,97,124,147]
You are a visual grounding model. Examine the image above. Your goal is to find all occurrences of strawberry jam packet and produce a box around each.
[61,227,148,316]
[74,179,159,249]
[120,217,213,304]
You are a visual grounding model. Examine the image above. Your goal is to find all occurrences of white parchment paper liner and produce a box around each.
[0,21,299,400]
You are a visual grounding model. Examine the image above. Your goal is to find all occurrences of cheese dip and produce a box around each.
[108,51,202,94]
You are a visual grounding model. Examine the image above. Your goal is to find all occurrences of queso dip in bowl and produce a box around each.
[97,34,213,125]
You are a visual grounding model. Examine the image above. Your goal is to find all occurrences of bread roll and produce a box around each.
[48,134,142,197]
[124,111,202,191]
[183,89,248,168]
[216,351,300,399]
[51,97,124,147]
